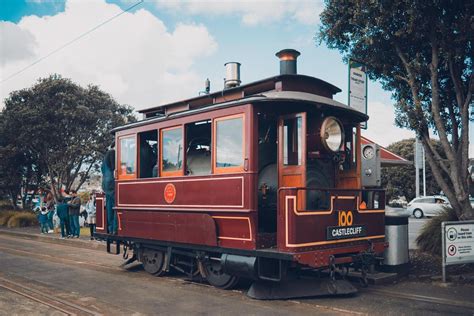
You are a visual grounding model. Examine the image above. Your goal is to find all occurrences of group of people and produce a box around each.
[37,142,116,238]
[37,190,97,239]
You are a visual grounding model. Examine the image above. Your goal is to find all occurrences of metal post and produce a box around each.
[441,222,446,283]
[422,145,426,196]
[415,138,420,197]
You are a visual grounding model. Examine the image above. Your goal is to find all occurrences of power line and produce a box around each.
[1,0,144,84]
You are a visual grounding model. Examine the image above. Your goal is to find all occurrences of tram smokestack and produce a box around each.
[276,49,300,75]
[224,62,241,89]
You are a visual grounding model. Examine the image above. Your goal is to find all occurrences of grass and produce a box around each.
[416,206,458,257]
[80,226,93,237]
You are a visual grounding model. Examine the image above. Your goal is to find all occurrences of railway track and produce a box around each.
[0,276,102,316]
[0,233,473,315]
[365,287,474,311]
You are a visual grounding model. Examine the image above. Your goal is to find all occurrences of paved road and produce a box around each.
[1,234,474,315]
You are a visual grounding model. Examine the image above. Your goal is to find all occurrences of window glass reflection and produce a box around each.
[120,137,136,176]
[283,116,302,165]
[216,117,243,168]
[162,127,183,173]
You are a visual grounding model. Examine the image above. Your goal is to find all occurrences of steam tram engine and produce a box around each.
[94,49,386,299]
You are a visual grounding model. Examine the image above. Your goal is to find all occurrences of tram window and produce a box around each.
[119,136,136,178]
[343,126,356,170]
[139,130,158,178]
[214,115,244,172]
[186,120,211,176]
[161,126,183,176]
[283,117,302,165]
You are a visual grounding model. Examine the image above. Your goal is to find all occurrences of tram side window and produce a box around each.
[139,130,158,178]
[283,117,302,165]
[186,120,211,176]
[161,126,183,176]
[215,115,244,172]
[119,136,136,178]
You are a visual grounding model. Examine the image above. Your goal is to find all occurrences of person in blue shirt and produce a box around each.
[38,207,49,234]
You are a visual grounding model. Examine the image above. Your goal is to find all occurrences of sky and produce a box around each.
[0,0,472,156]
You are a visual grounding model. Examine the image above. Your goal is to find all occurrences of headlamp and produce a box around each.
[320,117,344,152]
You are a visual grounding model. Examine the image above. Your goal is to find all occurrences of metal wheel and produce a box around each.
[413,209,423,219]
[202,259,239,289]
[141,249,166,276]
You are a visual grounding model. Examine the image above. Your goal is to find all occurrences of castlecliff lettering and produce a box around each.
[326,225,367,240]
[332,226,362,237]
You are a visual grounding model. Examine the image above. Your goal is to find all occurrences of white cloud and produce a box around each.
[363,101,416,147]
[0,22,37,65]
[0,0,217,110]
[155,0,322,26]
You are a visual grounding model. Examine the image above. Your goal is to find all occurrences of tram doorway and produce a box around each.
[278,113,307,210]
[257,112,308,237]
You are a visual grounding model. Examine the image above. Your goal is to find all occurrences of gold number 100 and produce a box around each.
[338,211,353,226]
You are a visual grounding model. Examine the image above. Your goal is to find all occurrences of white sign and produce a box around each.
[444,222,474,264]
[348,61,368,129]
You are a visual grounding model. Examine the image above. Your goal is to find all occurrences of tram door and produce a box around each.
[278,113,306,209]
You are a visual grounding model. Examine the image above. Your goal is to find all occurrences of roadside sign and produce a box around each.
[348,59,368,129]
[442,221,474,282]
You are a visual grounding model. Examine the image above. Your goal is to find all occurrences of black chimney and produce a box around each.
[275,49,300,75]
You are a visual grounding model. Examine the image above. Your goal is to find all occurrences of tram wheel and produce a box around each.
[141,249,166,276]
[202,259,239,289]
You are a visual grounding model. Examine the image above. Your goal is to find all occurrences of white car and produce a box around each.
[407,196,450,218]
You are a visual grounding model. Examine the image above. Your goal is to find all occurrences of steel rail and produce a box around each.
[0,277,101,316]
[365,287,474,310]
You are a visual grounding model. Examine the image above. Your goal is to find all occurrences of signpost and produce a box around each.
[442,220,474,282]
[348,59,368,129]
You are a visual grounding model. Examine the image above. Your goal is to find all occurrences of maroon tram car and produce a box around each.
[95,49,386,298]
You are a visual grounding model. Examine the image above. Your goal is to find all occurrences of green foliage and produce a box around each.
[416,207,457,257]
[6,212,38,228]
[319,0,473,219]
[382,138,447,201]
[0,75,136,200]
[78,191,90,204]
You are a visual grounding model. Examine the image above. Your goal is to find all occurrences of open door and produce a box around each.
[278,113,306,209]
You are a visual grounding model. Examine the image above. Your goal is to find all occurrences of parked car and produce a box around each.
[407,195,450,218]
[388,196,408,208]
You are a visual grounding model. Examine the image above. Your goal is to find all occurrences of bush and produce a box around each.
[0,211,17,226]
[6,212,38,228]
[0,200,15,211]
[416,207,458,256]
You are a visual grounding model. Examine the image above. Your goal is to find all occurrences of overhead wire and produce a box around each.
[1,0,144,84]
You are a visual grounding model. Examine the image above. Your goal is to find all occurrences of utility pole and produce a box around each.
[422,144,426,196]
[415,138,420,197]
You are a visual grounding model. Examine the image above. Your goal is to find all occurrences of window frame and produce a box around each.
[117,134,137,180]
[213,113,246,174]
[160,125,184,177]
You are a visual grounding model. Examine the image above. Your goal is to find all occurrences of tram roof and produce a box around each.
[112,74,368,133]
[138,74,341,117]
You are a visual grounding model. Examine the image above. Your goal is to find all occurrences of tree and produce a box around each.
[0,75,135,202]
[382,138,447,202]
[319,0,474,219]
